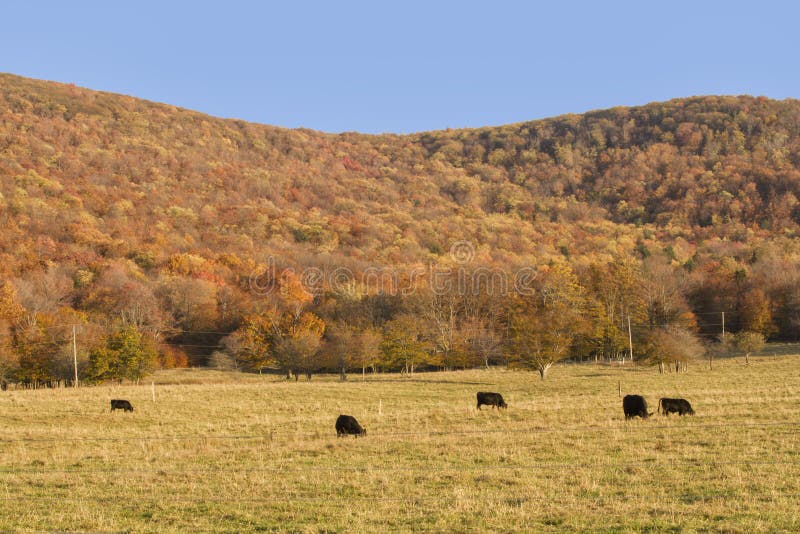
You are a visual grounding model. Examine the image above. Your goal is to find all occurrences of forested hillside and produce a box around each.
[1,73,799,384]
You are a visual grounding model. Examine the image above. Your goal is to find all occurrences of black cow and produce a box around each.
[622,394,651,419]
[658,397,695,416]
[110,399,134,412]
[335,414,366,437]
[477,392,507,410]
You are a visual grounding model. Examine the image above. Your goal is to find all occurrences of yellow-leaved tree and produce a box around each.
[506,263,588,379]
[381,313,434,373]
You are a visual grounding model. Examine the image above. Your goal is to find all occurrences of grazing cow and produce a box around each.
[476,391,507,410]
[335,414,366,437]
[622,394,651,419]
[110,399,134,412]
[658,397,695,416]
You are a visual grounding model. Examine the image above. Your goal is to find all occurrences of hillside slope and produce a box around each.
[2,73,799,275]
[1,73,799,370]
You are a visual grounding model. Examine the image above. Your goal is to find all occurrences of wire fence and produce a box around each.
[0,489,796,506]
[0,458,797,476]
[0,420,796,510]
[0,419,797,445]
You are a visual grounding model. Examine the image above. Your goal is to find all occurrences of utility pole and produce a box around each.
[72,325,78,388]
[627,315,634,363]
[721,312,725,341]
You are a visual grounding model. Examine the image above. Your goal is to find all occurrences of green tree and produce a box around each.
[13,319,59,385]
[87,325,157,383]
[10,308,87,386]
[381,313,434,373]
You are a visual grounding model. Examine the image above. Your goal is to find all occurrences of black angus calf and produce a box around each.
[110,399,134,412]
[335,414,366,437]
[476,391,507,410]
[622,394,651,419]
[658,397,695,416]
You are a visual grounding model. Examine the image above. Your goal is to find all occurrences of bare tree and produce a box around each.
[642,327,705,374]
[735,331,765,366]
[323,321,355,381]
[13,267,73,316]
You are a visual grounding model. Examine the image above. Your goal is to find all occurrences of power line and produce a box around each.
[0,323,236,339]
[155,342,224,348]
[0,335,224,350]
[629,323,726,329]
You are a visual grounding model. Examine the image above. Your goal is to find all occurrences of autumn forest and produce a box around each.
[1,73,799,385]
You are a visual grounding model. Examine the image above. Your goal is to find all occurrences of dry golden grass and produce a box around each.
[1,354,799,532]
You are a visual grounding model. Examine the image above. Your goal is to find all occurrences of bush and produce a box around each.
[208,351,238,371]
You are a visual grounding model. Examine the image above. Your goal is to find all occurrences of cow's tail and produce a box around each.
[657,398,663,415]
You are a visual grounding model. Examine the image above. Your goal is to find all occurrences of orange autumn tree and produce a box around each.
[233,270,325,378]
[0,282,24,380]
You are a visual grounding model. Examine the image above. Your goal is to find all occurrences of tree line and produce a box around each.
[1,250,793,385]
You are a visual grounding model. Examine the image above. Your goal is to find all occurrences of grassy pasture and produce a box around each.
[0,354,799,532]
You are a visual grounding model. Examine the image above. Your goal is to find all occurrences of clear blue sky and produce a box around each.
[2,1,798,134]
